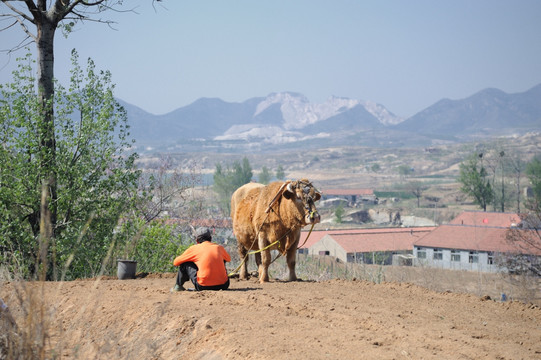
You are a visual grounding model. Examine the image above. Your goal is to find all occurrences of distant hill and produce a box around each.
[119,97,265,146]
[394,84,541,140]
[119,85,541,153]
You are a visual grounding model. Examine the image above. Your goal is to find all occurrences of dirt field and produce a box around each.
[2,273,541,360]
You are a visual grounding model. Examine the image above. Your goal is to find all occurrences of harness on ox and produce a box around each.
[228,179,319,278]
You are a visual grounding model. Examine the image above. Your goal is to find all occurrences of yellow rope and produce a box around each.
[267,219,315,266]
[297,222,315,249]
[228,239,279,277]
[229,223,314,277]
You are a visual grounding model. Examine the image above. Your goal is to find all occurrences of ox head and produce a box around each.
[283,179,321,225]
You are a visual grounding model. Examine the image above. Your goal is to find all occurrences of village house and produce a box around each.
[413,211,541,273]
[299,227,436,265]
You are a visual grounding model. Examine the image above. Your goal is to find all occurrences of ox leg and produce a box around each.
[238,244,249,280]
[258,250,271,283]
[254,252,262,273]
[286,246,298,281]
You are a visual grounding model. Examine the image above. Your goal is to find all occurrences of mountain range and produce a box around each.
[120,84,541,153]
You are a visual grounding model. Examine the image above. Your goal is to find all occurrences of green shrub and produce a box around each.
[119,219,187,274]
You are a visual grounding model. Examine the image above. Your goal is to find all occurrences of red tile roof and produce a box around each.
[300,227,436,252]
[415,211,541,255]
[415,225,506,251]
[448,211,522,227]
[299,229,358,249]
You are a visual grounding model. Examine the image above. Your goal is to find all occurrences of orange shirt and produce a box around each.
[173,241,231,286]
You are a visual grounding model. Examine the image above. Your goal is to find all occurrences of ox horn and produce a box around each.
[286,182,294,193]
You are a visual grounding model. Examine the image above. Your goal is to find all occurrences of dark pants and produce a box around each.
[176,262,230,291]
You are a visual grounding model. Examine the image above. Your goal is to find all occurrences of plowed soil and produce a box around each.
[2,273,540,359]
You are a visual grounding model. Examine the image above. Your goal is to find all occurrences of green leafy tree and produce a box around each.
[458,154,494,211]
[213,157,253,215]
[259,166,271,184]
[397,164,413,179]
[0,52,141,280]
[370,163,381,173]
[120,219,188,274]
[0,0,159,278]
[275,164,285,180]
[237,157,253,186]
[1,0,142,268]
[335,204,345,223]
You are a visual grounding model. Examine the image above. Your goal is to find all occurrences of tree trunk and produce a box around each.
[36,14,58,277]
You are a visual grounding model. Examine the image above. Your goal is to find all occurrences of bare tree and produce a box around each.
[505,213,541,276]
[498,151,506,212]
[504,157,541,276]
[0,0,161,243]
[508,153,525,213]
[408,181,427,208]
[133,155,202,223]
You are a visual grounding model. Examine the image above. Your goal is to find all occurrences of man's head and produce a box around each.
[195,227,212,243]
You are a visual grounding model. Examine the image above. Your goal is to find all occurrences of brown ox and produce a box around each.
[231,179,321,283]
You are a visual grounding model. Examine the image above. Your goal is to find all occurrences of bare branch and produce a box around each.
[51,0,86,22]
[1,1,39,43]
[80,0,108,6]
[0,34,33,55]
[15,17,36,41]
[152,0,167,12]
[2,1,36,24]
[0,18,17,31]
[53,0,138,30]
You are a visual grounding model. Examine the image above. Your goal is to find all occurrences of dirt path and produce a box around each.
[2,275,541,359]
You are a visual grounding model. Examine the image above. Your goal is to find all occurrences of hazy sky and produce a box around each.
[1,0,540,117]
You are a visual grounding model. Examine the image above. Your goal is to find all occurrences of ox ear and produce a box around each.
[283,182,296,200]
[314,191,321,201]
